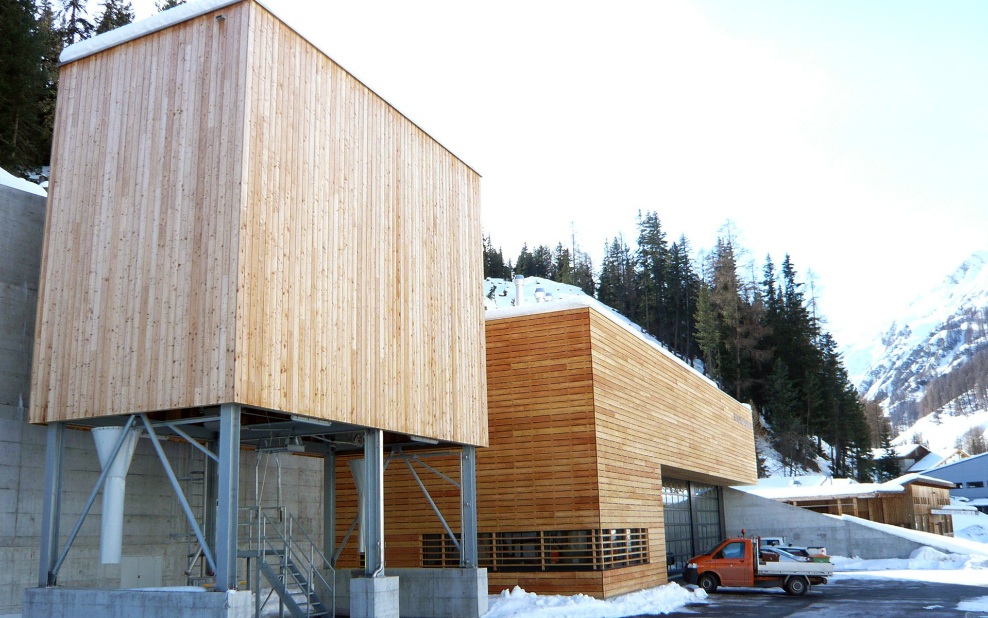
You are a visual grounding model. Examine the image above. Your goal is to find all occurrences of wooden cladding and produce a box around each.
[334,305,756,598]
[31,0,487,446]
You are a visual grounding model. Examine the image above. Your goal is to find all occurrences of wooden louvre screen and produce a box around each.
[423,529,648,572]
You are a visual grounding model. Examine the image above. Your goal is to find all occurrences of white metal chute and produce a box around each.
[92,426,141,564]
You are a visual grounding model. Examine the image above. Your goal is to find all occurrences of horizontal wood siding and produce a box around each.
[30,4,251,422]
[236,4,486,445]
[483,310,600,532]
[588,307,757,596]
[334,310,603,594]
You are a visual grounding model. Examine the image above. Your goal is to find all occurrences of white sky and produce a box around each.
[123,0,987,349]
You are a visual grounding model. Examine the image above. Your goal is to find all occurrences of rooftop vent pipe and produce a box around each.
[535,287,546,303]
[514,275,525,305]
[92,426,141,564]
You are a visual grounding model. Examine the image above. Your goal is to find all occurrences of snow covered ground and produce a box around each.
[479,525,988,618]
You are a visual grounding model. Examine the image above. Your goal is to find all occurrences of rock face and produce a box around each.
[844,251,988,430]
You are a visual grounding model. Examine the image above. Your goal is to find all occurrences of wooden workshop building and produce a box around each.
[332,300,758,598]
[779,475,955,535]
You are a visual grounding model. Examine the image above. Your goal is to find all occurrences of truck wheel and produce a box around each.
[784,576,808,596]
[697,573,719,593]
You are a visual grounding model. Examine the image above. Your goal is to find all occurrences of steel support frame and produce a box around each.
[460,445,478,568]
[138,414,217,574]
[215,403,241,591]
[323,449,336,567]
[38,422,64,587]
[364,428,385,577]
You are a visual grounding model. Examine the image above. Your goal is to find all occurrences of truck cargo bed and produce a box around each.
[757,560,834,578]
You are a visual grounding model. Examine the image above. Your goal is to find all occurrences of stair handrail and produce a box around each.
[253,507,334,617]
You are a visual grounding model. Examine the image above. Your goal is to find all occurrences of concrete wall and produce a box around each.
[1,183,327,614]
[723,488,926,559]
[23,587,254,618]
[333,568,488,618]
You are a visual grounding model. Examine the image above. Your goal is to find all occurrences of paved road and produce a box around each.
[633,577,988,617]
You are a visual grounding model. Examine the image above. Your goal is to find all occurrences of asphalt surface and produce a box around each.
[631,577,988,617]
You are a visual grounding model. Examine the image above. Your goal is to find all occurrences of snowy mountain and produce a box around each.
[844,251,988,433]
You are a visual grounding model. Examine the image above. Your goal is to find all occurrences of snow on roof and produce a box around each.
[59,0,477,174]
[907,451,952,473]
[931,453,988,473]
[751,474,855,489]
[0,167,47,197]
[485,278,718,390]
[60,0,241,64]
[737,473,954,501]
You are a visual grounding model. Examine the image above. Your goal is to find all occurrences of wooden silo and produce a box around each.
[30,0,487,447]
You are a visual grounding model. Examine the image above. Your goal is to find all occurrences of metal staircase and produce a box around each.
[242,506,334,618]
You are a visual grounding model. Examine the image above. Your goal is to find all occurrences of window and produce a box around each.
[967,481,984,489]
[424,529,649,572]
[718,542,745,559]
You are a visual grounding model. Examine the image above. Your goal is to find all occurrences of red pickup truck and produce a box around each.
[684,537,832,596]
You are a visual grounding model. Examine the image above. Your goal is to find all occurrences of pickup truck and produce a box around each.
[684,537,833,596]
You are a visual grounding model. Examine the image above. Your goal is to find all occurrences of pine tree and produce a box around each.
[156,0,185,10]
[0,0,47,170]
[635,211,669,341]
[876,422,900,481]
[94,0,134,34]
[482,235,509,279]
[59,0,93,44]
[514,244,533,277]
[530,245,552,279]
[551,243,572,284]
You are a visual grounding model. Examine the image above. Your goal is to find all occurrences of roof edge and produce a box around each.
[60,0,243,64]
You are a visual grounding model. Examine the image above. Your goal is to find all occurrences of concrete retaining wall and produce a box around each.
[23,587,253,618]
[723,488,926,558]
[333,568,488,618]
[1,182,326,615]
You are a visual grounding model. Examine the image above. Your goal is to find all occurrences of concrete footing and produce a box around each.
[22,587,254,618]
[350,576,400,618]
[338,568,488,618]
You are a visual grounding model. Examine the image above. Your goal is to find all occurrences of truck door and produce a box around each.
[710,541,751,587]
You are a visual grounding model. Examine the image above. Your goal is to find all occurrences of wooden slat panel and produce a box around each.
[31,0,487,447]
[30,4,251,422]
[235,4,486,445]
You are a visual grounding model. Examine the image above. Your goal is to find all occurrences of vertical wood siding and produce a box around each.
[30,4,251,422]
[234,5,486,444]
[30,1,487,447]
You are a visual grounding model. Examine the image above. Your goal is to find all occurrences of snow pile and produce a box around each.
[832,547,972,571]
[0,166,47,197]
[958,596,988,612]
[485,585,706,618]
[957,525,988,544]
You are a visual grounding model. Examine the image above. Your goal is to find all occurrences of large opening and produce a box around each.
[662,479,724,576]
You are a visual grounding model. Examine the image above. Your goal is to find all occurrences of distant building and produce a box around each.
[872,444,968,475]
[736,473,955,535]
[922,451,988,511]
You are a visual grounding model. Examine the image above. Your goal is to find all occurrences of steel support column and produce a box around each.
[364,429,384,577]
[460,445,478,568]
[214,403,241,591]
[324,449,336,567]
[38,422,64,587]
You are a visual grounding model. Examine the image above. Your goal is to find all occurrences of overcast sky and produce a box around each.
[126,0,987,349]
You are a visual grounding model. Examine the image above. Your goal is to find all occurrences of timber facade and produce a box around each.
[31,0,486,447]
[333,301,758,598]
